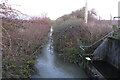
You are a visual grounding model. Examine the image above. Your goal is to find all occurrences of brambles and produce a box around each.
[53,8,112,64]
[2,17,50,78]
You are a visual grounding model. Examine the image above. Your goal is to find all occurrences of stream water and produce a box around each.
[32,27,88,78]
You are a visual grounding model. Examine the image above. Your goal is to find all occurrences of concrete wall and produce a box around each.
[93,38,120,69]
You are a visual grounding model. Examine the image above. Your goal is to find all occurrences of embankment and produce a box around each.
[93,34,120,70]
[2,18,50,78]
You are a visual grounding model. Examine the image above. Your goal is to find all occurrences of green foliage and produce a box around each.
[107,36,120,41]
[52,8,112,64]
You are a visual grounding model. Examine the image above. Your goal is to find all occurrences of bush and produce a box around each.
[2,17,50,78]
[52,9,112,63]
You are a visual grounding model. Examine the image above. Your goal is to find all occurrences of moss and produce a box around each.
[107,36,120,41]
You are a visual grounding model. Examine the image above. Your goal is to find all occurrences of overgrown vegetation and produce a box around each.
[2,18,50,78]
[0,0,50,78]
[53,7,112,63]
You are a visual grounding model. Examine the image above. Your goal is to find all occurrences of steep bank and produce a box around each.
[93,32,120,70]
[2,18,50,78]
[32,27,88,78]
[52,8,112,64]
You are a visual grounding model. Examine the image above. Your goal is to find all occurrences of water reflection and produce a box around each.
[32,26,88,78]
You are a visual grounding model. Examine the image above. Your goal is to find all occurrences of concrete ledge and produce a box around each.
[107,36,120,41]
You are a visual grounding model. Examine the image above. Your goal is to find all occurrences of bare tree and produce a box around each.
[0,0,28,19]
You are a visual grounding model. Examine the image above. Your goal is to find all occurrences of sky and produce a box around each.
[1,0,120,20]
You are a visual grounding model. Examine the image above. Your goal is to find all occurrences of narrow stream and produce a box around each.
[32,26,88,78]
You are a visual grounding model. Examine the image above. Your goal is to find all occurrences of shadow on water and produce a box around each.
[31,26,88,78]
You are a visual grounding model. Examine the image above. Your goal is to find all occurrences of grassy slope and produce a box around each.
[2,18,50,78]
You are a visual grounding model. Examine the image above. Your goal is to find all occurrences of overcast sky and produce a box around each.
[2,0,120,20]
